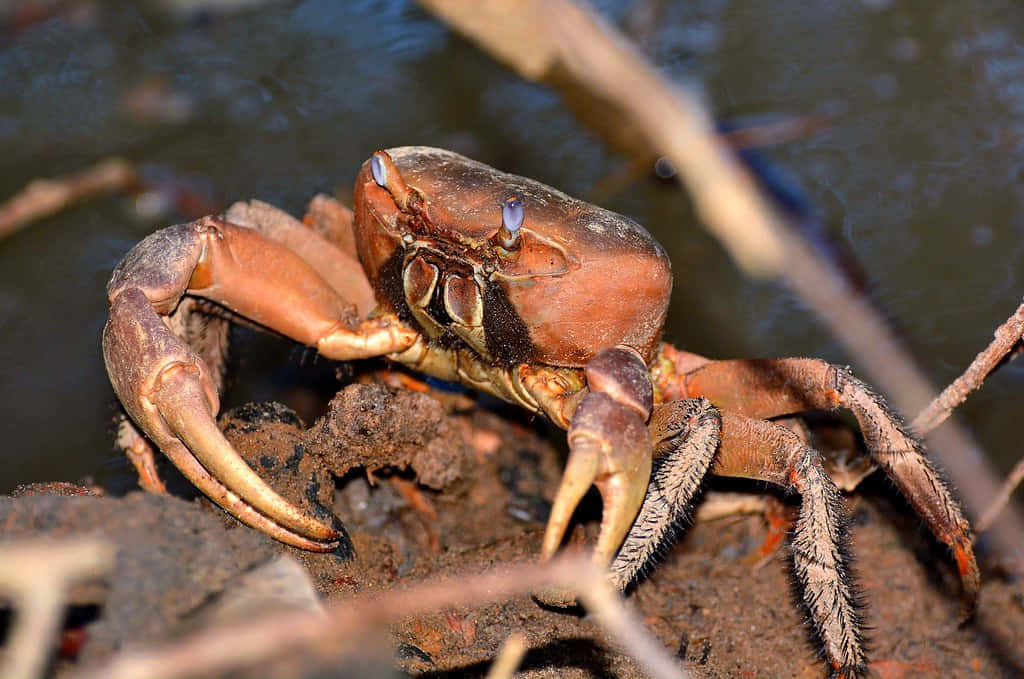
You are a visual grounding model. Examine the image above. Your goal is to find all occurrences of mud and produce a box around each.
[2,382,1023,678]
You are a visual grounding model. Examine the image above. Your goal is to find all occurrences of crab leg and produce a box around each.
[608,397,720,592]
[104,216,417,550]
[712,413,866,678]
[663,350,979,612]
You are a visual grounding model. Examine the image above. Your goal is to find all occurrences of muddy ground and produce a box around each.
[2,380,1023,678]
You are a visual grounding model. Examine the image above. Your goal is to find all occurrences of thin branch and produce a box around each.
[913,300,1024,434]
[911,300,1024,533]
[978,457,1024,534]
[0,538,115,679]
[0,158,135,240]
[73,556,688,679]
[484,632,529,679]
[417,0,1024,564]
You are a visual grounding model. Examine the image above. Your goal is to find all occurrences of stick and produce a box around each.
[0,158,135,240]
[73,556,688,679]
[0,538,115,679]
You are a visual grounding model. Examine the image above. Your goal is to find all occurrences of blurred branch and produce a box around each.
[0,158,135,240]
[74,556,688,679]
[0,538,115,679]
[484,632,528,679]
[417,0,1024,562]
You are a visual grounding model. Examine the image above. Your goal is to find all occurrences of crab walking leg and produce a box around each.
[608,398,720,591]
[715,413,867,678]
[666,352,979,612]
[104,217,417,548]
[540,347,654,568]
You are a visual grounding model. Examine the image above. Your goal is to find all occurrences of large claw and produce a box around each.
[105,287,340,550]
[540,347,655,572]
[103,212,417,551]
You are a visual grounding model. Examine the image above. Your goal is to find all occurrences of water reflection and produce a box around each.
[0,0,1022,492]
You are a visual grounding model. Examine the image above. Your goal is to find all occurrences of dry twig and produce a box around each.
[73,556,688,679]
[911,300,1024,533]
[0,538,115,679]
[484,632,529,679]
[913,300,1024,435]
[0,158,135,240]
[417,0,1024,564]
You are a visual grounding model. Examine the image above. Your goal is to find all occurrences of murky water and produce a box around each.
[1,0,1022,494]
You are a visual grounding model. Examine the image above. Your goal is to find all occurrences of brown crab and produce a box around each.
[103,146,977,678]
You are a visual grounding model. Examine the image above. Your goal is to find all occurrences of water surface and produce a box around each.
[1,1,1022,495]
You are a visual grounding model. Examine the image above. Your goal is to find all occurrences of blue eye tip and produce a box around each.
[371,154,386,187]
[502,196,524,232]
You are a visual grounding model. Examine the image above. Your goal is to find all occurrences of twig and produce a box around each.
[913,300,1024,434]
[978,457,1024,534]
[912,300,1024,533]
[0,158,135,240]
[484,632,528,679]
[0,538,115,679]
[417,0,1024,564]
[73,556,688,679]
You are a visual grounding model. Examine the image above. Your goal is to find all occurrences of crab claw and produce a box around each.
[103,214,417,552]
[539,347,655,576]
[105,287,342,551]
[541,391,653,566]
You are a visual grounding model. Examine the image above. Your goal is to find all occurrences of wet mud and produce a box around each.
[2,382,1023,678]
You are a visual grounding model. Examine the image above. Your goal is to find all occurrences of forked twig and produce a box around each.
[911,300,1024,533]
[0,158,136,240]
[913,300,1024,435]
[417,0,1024,563]
[0,538,115,679]
[73,556,688,679]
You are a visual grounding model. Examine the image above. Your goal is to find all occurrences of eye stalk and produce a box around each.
[368,150,417,211]
[498,195,524,250]
[370,153,387,187]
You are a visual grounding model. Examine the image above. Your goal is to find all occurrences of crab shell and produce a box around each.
[352,146,672,367]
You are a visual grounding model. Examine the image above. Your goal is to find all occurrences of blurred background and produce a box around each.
[0,0,1022,494]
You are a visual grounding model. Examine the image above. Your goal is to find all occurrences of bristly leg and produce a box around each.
[661,350,979,613]
[608,397,720,591]
[786,440,866,679]
[828,368,978,616]
[712,413,867,677]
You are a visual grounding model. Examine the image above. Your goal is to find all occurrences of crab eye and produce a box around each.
[499,195,524,249]
[502,196,524,232]
[371,153,387,187]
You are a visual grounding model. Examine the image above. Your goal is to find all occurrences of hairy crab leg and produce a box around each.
[713,413,866,679]
[657,348,979,613]
[609,400,867,675]
[608,397,720,592]
[104,216,418,549]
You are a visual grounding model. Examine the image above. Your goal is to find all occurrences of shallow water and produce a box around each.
[1,0,1022,494]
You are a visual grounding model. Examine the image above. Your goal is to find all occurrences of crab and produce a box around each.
[103,146,978,678]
